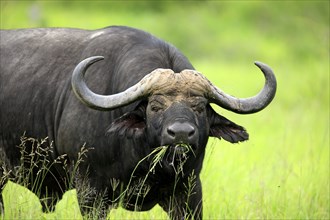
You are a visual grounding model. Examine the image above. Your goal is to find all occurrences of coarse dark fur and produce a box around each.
[0,26,248,219]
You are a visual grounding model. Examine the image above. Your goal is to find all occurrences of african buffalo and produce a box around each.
[0,26,276,219]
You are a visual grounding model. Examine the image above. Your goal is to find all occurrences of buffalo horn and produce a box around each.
[71,56,171,111]
[72,56,276,114]
[207,61,277,114]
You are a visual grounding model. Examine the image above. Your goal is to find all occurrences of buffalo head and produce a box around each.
[71,56,276,172]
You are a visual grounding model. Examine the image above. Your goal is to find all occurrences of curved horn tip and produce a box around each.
[85,56,105,64]
[254,61,272,70]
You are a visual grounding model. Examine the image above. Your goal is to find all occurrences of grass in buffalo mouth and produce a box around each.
[165,143,196,174]
[116,143,195,210]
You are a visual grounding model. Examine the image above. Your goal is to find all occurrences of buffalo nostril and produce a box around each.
[166,122,196,142]
[188,127,195,137]
[167,127,176,138]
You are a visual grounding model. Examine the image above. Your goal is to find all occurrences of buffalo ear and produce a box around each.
[107,108,146,139]
[209,109,249,143]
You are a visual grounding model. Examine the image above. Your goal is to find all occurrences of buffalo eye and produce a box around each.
[192,102,206,114]
[151,105,162,112]
[149,102,165,113]
[148,95,168,113]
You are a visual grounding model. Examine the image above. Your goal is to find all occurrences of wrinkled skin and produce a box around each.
[0,26,273,220]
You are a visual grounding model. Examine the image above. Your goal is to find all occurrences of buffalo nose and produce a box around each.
[166,121,196,142]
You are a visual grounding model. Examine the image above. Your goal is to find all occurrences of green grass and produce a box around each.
[2,181,83,220]
[1,1,329,219]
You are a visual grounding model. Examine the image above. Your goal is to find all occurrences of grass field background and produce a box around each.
[1,1,329,219]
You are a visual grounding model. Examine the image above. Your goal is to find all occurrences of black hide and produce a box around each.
[0,26,248,219]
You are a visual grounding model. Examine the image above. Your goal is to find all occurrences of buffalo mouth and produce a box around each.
[157,143,196,174]
[167,143,193,158]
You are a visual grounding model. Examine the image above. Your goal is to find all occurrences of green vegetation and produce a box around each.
[2,181,82,219]
[1,1,329,219]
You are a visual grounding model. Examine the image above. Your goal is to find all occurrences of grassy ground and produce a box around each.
[1,1,329,219]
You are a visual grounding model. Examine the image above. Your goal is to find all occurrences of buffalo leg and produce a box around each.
[159,177,203,220]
